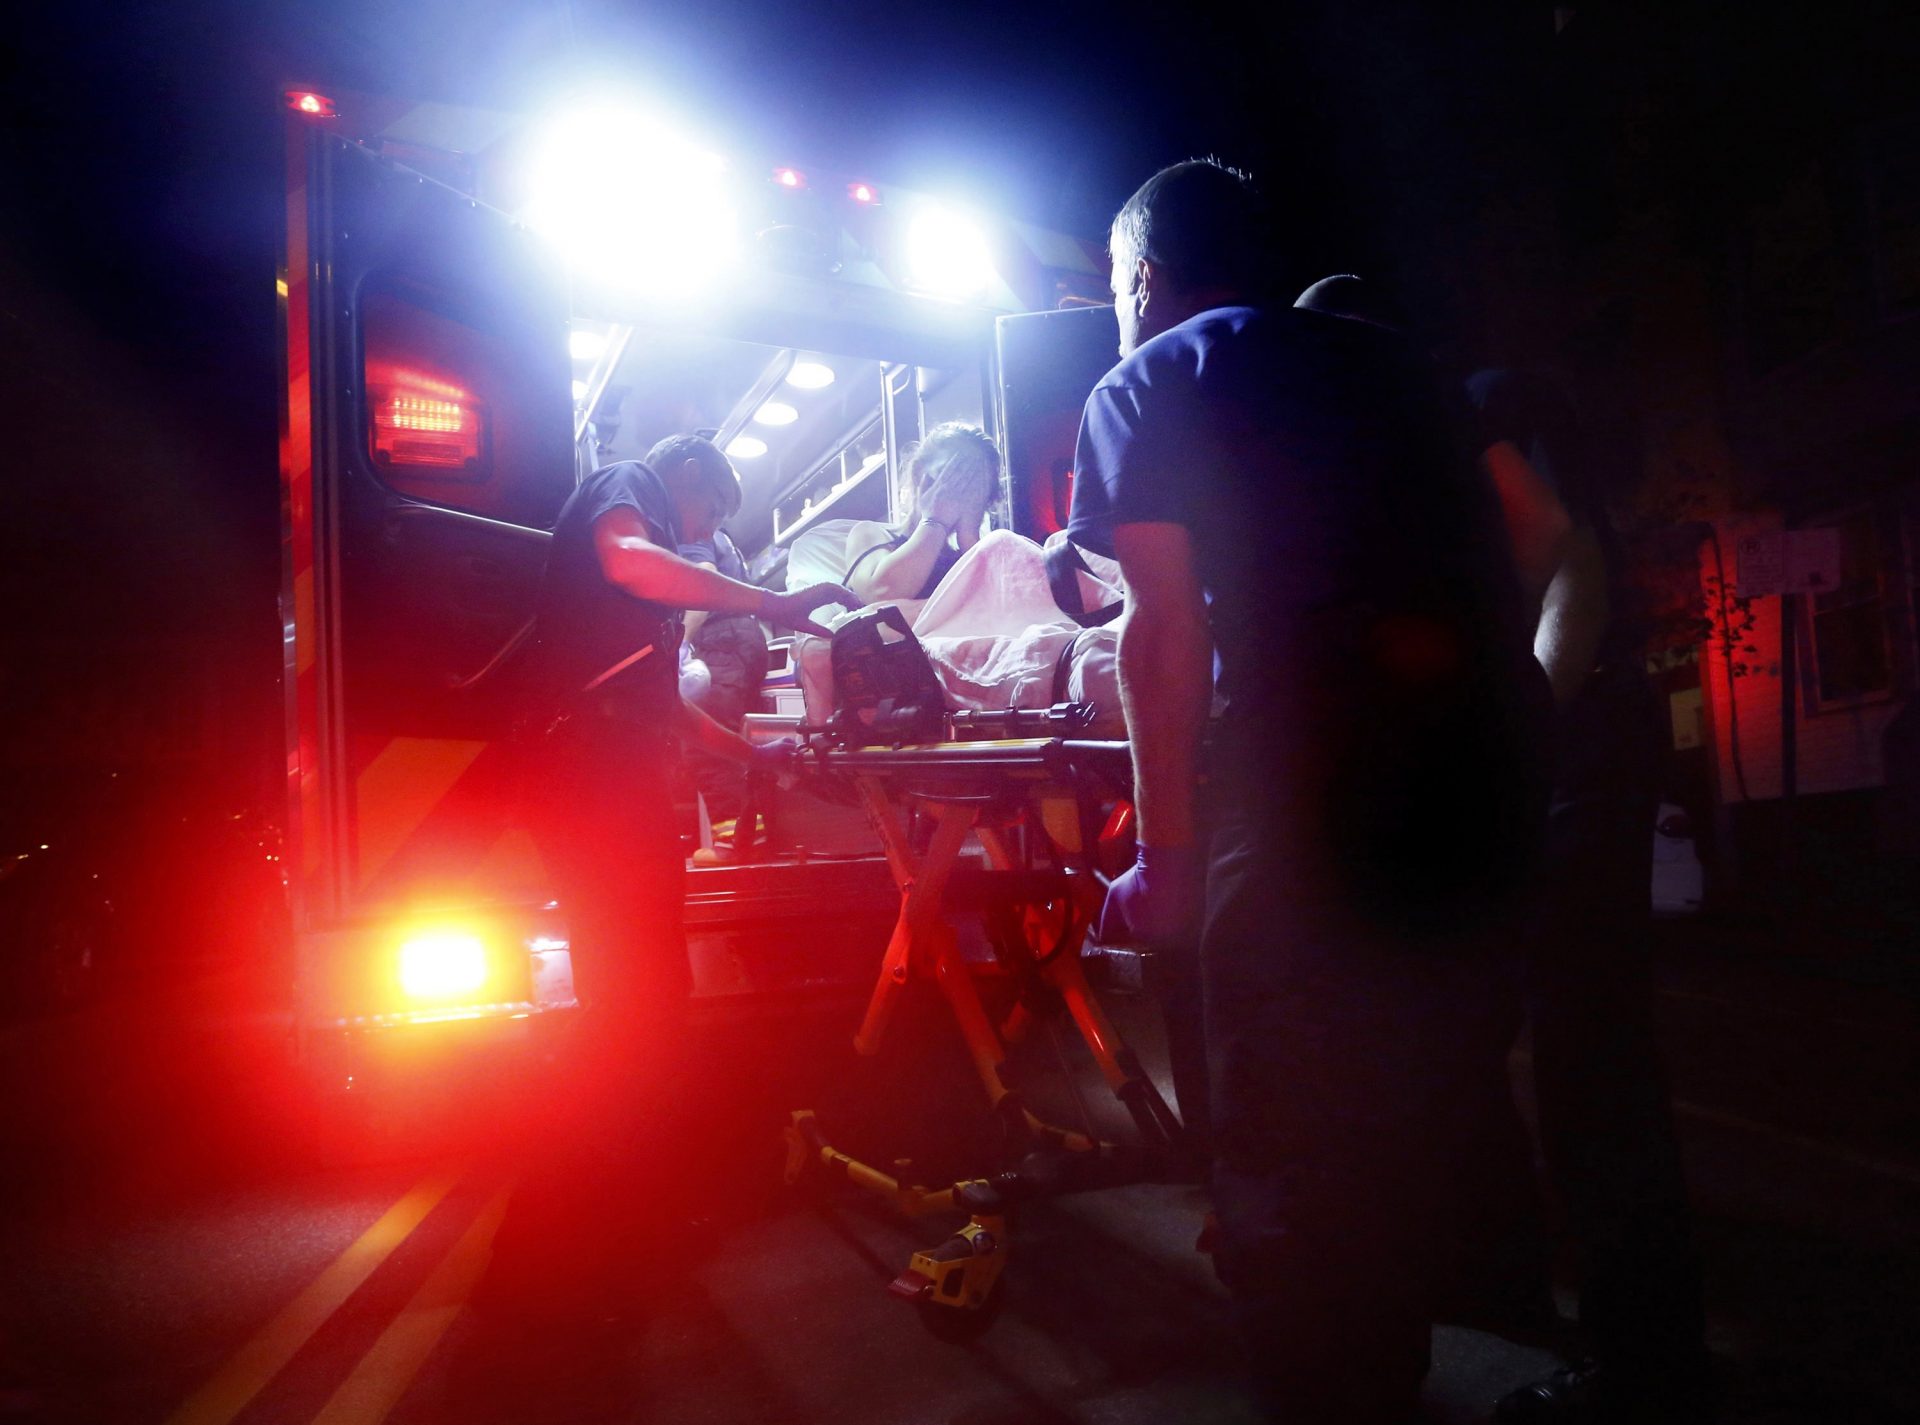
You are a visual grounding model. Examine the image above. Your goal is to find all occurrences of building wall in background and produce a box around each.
[1699,511,1910,804]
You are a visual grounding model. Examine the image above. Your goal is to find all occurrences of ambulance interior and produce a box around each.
[567,319,996,582]
[351,316,991,741]
[291,93,1153,1104]
[335,92,1115,767]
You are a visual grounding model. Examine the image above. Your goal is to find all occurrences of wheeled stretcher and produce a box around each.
[779,725,1188,1337]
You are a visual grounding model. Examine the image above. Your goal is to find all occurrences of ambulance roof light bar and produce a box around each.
[284,89,339,119]
[904,203,995,301]
[522,102,740,300]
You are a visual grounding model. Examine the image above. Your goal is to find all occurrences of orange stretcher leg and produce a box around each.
[855,796,977,1057]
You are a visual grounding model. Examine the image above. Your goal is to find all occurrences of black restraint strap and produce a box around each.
[1045,539,1124,628]
[1051,629,1083,704]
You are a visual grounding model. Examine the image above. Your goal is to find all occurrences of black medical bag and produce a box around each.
[828,606,948,746]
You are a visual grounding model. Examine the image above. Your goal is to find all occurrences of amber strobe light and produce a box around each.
[398,931,490,1000]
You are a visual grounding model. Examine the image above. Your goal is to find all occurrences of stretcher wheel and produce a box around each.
[915,1276,1005,1342]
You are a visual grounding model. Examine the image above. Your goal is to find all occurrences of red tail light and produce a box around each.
[774,166,806,189]
[367,367,487,473]
[848,181,880,206]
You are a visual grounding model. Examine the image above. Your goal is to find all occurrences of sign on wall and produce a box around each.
[1734,528,1843,599]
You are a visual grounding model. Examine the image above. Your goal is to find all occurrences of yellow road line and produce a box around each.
[165,1167,463,1425]
[310,1182,515,1424]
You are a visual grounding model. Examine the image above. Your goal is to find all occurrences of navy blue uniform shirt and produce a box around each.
[531,462,683,714]
[1068,305,1540,918]
[1069,305,1518,730]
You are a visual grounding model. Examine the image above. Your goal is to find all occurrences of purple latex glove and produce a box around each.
[746,736,801,779]
[1095,843,1205,947]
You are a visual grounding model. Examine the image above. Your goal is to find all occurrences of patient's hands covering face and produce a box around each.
[928,465,992,550]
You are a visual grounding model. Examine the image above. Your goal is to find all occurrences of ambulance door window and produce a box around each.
[360,280,573,530]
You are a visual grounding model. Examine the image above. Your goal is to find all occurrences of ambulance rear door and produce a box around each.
[994,304,1121,538]
[280,115,573,944]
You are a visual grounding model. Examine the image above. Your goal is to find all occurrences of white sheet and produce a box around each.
[792,531,1125,730]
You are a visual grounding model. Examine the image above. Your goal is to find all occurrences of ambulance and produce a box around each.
[274,85,1124,1079]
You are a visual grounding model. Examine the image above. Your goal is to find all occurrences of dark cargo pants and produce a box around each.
[1203,819,1524,1423]
[480,715,692,1316]
[1527,670,1705,1372]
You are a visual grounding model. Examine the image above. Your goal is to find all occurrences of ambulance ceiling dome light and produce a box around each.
[726,435,769,459]
[785,361,835,390]
[753,401,799,426]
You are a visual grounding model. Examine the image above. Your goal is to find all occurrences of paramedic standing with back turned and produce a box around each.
[1069,160,1548,1423]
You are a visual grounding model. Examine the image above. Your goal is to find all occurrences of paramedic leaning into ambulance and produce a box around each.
[1068,160,1547,1423]
[479,434,852,1319]
[524,433,848,1036]
[842,421,1001,604]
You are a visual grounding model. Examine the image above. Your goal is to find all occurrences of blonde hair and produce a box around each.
[902,422,1001,521]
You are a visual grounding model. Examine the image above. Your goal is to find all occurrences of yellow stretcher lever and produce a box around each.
[889,1214,1009,1313]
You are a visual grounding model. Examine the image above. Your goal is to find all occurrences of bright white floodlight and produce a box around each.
[523,103,739,299]
[569,329,607,361]
[785,360,836,390]
[571,379,588,401]
[726,434,768,459]
[753,401,799,426]
[905,204,994,299]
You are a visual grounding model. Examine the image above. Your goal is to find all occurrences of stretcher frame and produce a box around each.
[781,736,1185,1334]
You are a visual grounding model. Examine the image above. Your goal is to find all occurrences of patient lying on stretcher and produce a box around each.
[790,529,1126,732]
[784,426,1127,732]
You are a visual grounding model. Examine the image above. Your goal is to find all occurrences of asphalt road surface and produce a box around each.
[1,928,1915,1424]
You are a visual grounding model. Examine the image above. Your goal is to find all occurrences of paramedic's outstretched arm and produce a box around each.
[1096,522,1211,945]
[594,509,852,637]
[1536,522,1610,706]
[1483,439,1575,613]
[683,561,718,643]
